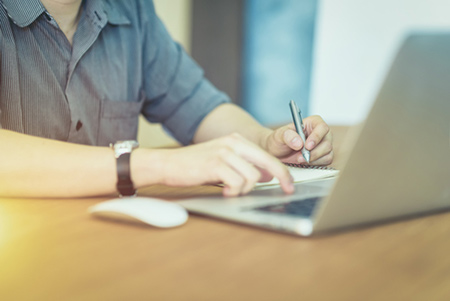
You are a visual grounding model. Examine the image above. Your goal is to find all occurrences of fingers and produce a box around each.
[219,165,247,197]
[266,124,299,158]
[309,139,334,165]
[310,150,334,165]
[164,134,294,196]
[219,134,294,196]
[303,116,331,151]
[283,127,304,151]
[272,119,330,157]
[264,118,335,167]
[218,148,262,196]
[283,115,333,166]
[272,123,295,146]
[256,167,274,183]
[230,134,294,194]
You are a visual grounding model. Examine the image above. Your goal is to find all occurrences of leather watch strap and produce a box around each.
[116,153,136,196]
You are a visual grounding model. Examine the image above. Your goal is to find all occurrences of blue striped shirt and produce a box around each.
[0,0,229,146]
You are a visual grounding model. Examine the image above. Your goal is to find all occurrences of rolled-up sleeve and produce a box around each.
[0,30,3,129]
[141,5,230,145]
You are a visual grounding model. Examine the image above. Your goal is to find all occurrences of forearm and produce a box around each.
[193,103,272,149]
[0,130,162,198]
[193,104,334,166]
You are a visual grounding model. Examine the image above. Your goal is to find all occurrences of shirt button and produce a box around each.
[76,120,83,131]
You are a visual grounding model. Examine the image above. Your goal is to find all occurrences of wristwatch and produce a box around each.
[110,140,139,197]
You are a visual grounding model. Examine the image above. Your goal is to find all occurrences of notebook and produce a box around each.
[255,164,338,189]
[176,32,450,236]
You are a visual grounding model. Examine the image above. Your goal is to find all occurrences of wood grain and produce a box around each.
[1,126,449,301]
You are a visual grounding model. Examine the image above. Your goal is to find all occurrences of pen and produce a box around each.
[289,100,310,163]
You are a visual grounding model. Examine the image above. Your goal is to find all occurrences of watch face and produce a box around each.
[116,140,139,147]
[114,140,139,157]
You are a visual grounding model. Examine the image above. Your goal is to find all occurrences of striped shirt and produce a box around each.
[0,0,229,146]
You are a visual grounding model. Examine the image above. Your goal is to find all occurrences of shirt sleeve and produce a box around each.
[140,3,230,145]
[0,29,2,129]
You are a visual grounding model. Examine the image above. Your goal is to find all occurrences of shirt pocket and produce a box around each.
[96,97,144,146]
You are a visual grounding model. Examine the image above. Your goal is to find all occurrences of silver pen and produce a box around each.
[289,100,310,163]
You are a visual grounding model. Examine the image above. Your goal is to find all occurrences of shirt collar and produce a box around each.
[1,0,46,28]
[0,0,130,28]
[102,0,131,25]
[84,0,131,26]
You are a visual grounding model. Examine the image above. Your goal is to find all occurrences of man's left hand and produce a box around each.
[264,115,334,166]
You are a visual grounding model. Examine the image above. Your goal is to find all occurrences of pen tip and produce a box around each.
[304,153,310,163]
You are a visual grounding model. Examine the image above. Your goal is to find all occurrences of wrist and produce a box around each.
[257,127,274,153]
[130,148,166,188]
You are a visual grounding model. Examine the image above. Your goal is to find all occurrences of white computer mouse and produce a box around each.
[88,196,188,228]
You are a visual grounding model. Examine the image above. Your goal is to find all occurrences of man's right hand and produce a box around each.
[155,133,294,197]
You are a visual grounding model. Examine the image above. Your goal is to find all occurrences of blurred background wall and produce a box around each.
[140,0,450,148]
[242,0,317,126]
[310,0,450,125]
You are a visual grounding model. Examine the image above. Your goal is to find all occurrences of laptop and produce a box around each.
[176,32,450,236]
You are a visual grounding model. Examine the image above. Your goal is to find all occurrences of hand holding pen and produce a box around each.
[258,101,333,166]
[289,100,311,163]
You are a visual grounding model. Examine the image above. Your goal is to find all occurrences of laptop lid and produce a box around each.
[312,32,450,233]
[177,32,450,237]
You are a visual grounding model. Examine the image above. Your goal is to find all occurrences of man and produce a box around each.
[0,0,333,198]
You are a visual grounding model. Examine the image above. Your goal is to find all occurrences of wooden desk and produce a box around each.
[1,126,449,301]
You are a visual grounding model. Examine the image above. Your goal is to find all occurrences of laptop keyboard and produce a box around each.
[253,197,321,218]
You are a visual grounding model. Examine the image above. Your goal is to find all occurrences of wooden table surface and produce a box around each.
[1,126,450,301]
